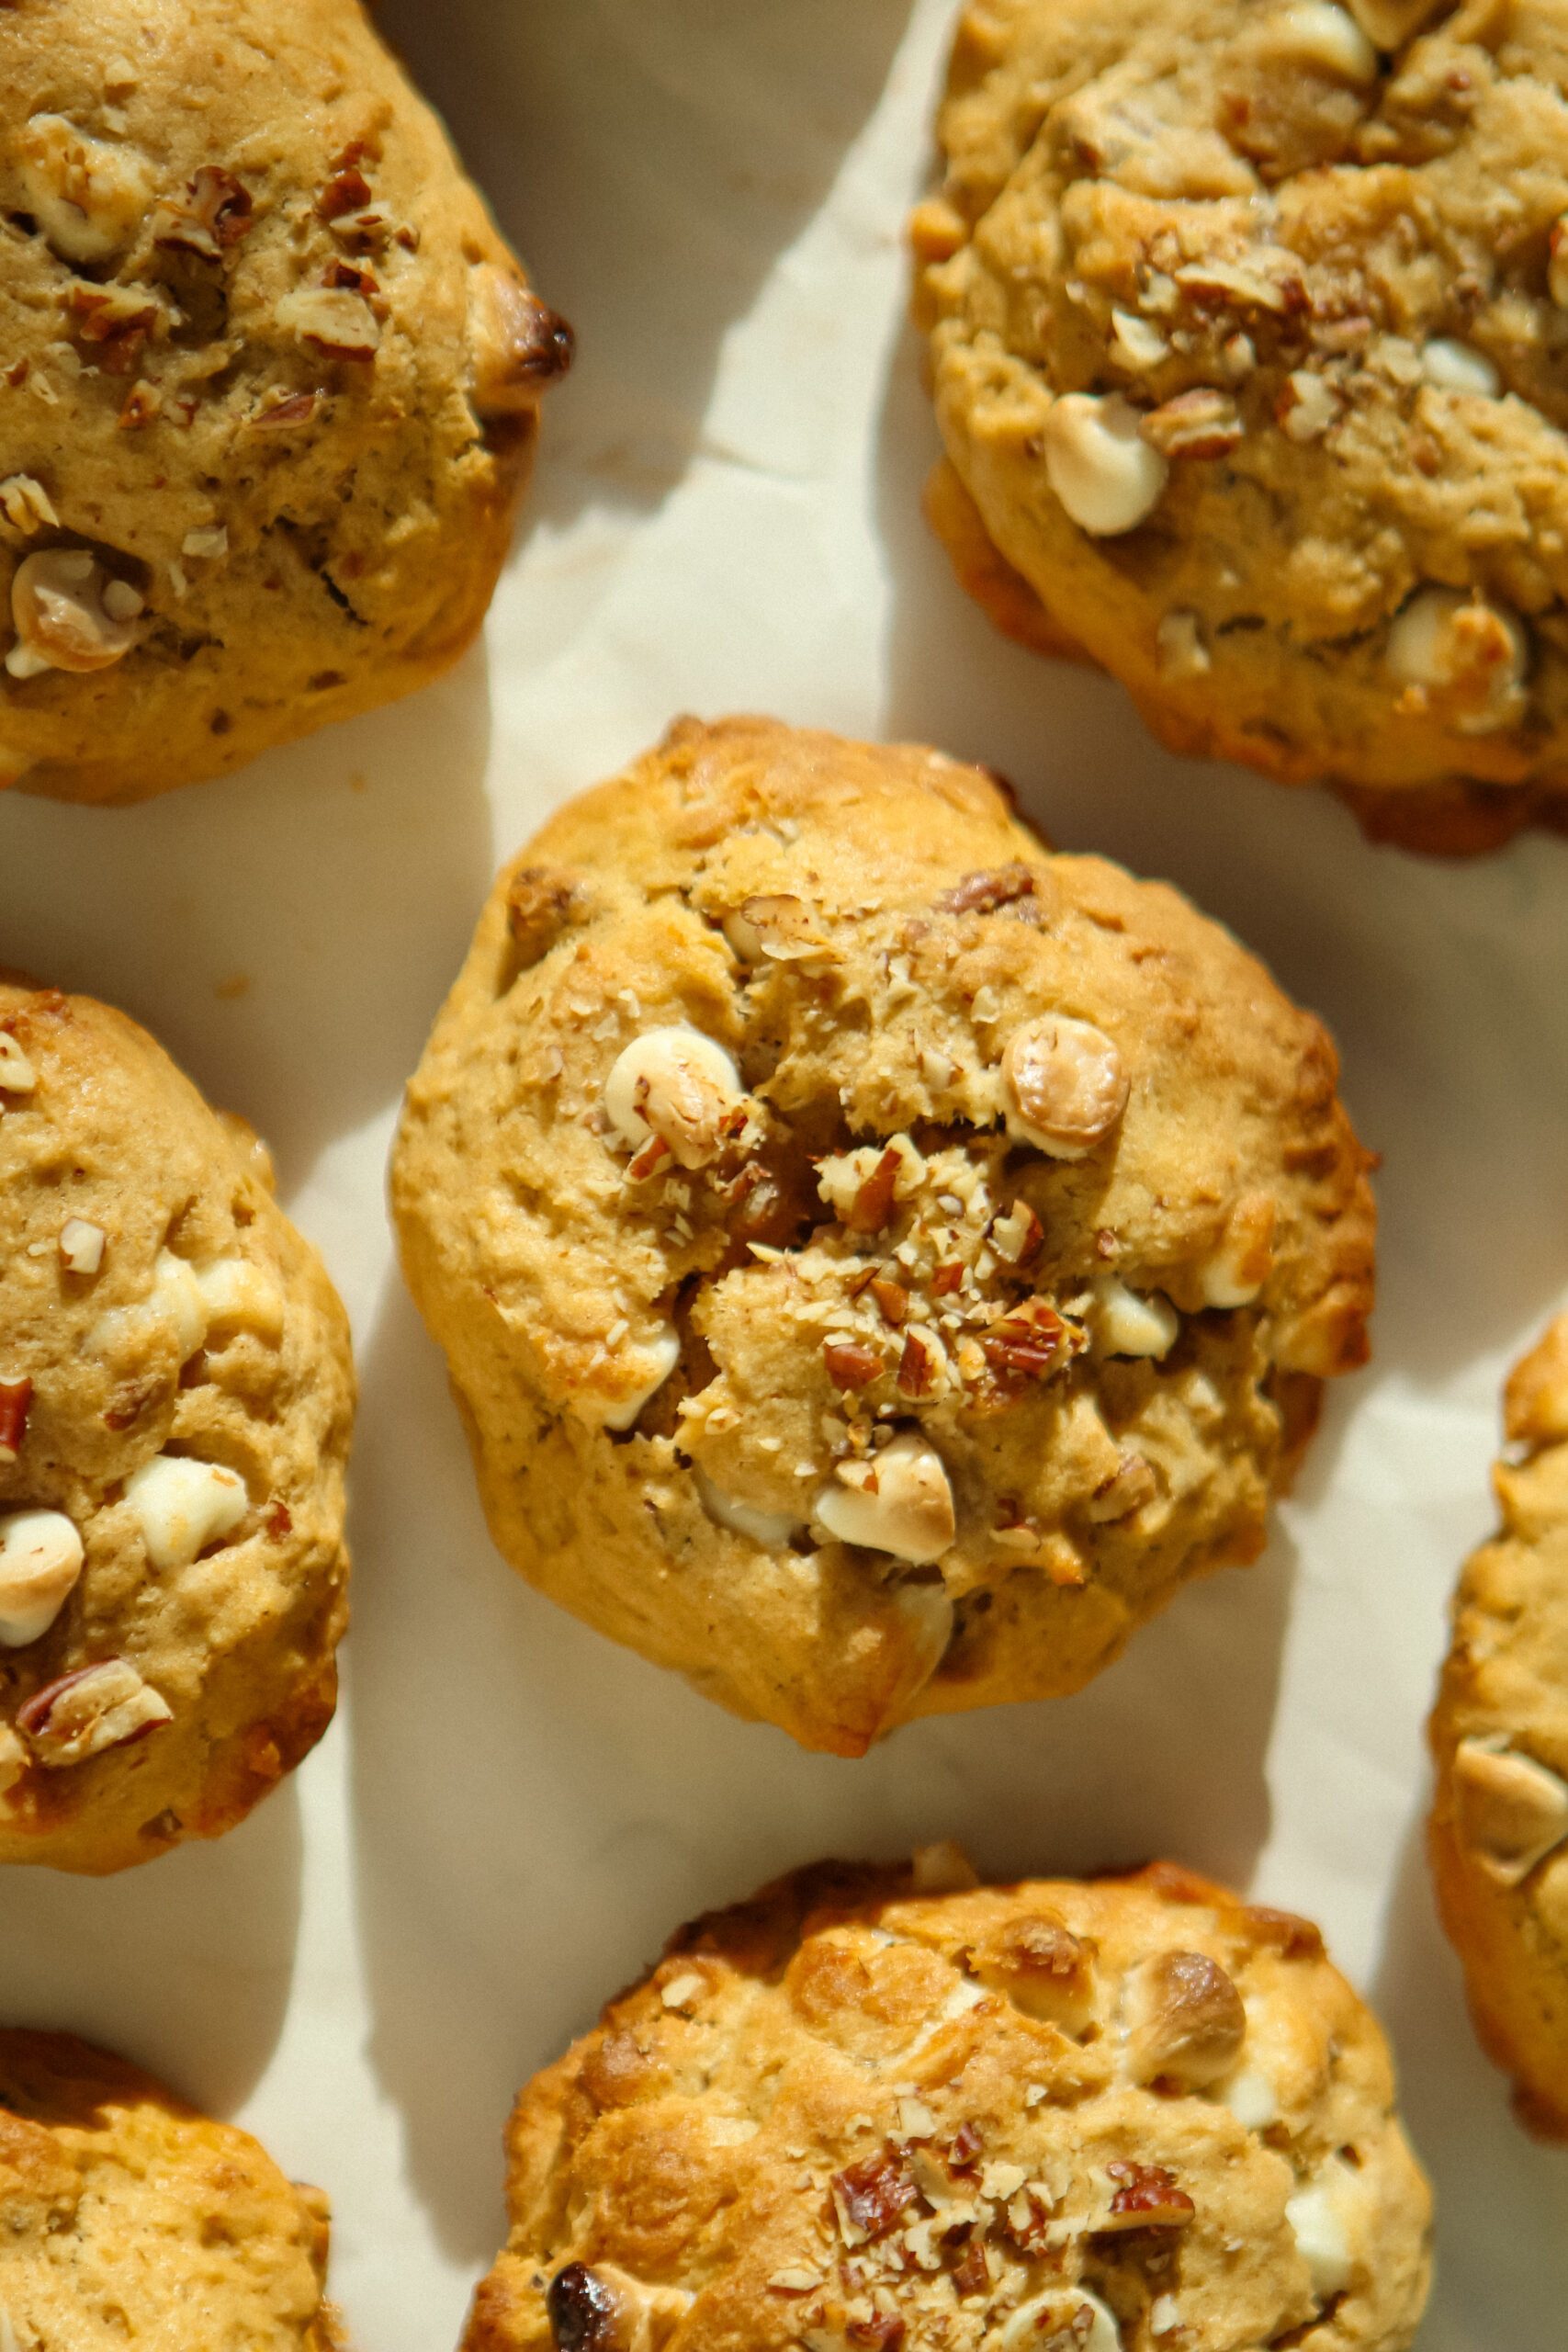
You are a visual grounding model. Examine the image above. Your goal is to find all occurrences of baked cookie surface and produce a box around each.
[391,717,1374,1755]
[916,0,1568,852]
[0,2029,341,2348]
[1429,1313,1568,2136]
[0,976,354,1873]
[462,1853,1432,2352]
[0,0,570,805]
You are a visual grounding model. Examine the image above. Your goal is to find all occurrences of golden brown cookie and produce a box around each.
[0,0,570,805]
[0,2029,342,2347]
[915,0,1568,854]
[0,976,354,1872]
[462,1852,1432,2352]
[391,717,1374,1755]
[1428,1313,1568,2138]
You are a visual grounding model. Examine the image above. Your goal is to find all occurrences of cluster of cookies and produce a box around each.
[3,0,1566,2347]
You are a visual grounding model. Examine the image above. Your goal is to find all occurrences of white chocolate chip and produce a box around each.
[1093,1277,1179,1358]
[815,1431,955,1565]
[8,549,142,678]
[1347,0,1443,44]
[17,114,152,262]
[1422,339,1501,398]
[1109,309,1170,371]
[1000,2290,1121,2352]
[598,1328,682,1432]
[1219,2063,1280,2130]
[694,1467,798,1549]
[125,1454,248,1571]
[1267,3,1379,78]
[1003,1016,1128,1159]
[1201,1194,1276,1308]
[1452,1736,1568,1885]
[147,1250,209,1361]
[58,1217,106,1276]
[0,1510,85,1646]
[604,1026,742,1170]
[19,1657,171,1767]
[194,1256,285,1342]
[1387,587,1529,735]
[1156,609,1211,679]
[660,1970,705,2011]
[1150,2297,1182,2338]
[1043,393,1168,537]
[0,476,59,536]
[1287,2165,1356,2303]
[0,1034,37,1094]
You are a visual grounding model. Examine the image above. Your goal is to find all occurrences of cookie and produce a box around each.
[0,976,354,1873]
[461,1850,1432,2352]
[391,717,1374,1755]
[1428,1313,1568,2137]
[914,0,1568,854]
[0,2029,341,2347]
[0,0,570,806]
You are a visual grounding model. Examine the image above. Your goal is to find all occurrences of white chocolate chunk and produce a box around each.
[195,1255,285,1341]
[1092,1276,1179,1358]
[1348,0,1444,45]
[1287,2165,1356,2303]
[0,1035,37,1094]
[125,1455,248,1570]
[1452,1736,1568,1885]
[1001,2290,1122,2352]
[694,1468,798,1549]
[1422,339,1501,398]
[1110,309,1170,371]
[816,1431,955,1565]
[1201,1194,1276,1307]
[1219,2062,1280,2131]
[1156,608,1210,679]
[1387,588,1528,736]
[1044,393,1168,537]
[1268,3,1379,78]
[1004,1016,1128,1159]
[604,1026,742,1170]
[17,114,151,262]
[598,1328,681,1432]
[9,549,142,677]
[0,1510,85,1646]
[59,1217,106,1276]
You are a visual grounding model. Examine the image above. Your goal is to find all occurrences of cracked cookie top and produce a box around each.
[461,1853,1431,2352]
[0,975,354,1872]
[916,0,1568,846]
[391,717,1374,1754]
[0,0,570,804]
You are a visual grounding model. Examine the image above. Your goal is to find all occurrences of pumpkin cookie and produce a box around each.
[391,717,1374,1754]
[1429,1313,1568,2136]
[915,0,1568,853]
[0,975,354,1872]
[0,2029,341,2346]
[462,1852,1431,2352]
[0,0,570,803]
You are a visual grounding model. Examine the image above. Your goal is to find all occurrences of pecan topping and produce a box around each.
[0,1377,30,1464]
[846,1148,900,1235]
[938,863,1036,915]
[1101,2161,1195,2230]
[870,1278,909,1327]
[847,2315,907,2350]
[248,390,320,433]
[978,1305,1069,1388]
[1141,388,1244,460]
[897,1329,940,1398]
[17,1657,172,1767]
[1245,1905,1325,1962]
[64,286,160,374]
[152,164,253,258]
[932,1261,964,1296]
[505,865,587,969]
[831,2151,919,2243]
[319,165,373,221]
[946,2120,984,2173]
[953,2239,990,2299]
[824,1339,883,1390]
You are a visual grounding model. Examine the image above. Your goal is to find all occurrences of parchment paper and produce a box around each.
[1,3,1565,2343]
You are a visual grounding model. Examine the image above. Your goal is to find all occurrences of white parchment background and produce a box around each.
[2,2,1566,2343]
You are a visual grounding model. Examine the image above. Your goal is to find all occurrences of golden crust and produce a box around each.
[391,717,1375,1753]
[0,0,570,805]
[916,0,1568,851]
[0,2029,341,2347]
[0,976,354,1872]
[462,1855,1431,2352]
[1428,1313,1568,2138]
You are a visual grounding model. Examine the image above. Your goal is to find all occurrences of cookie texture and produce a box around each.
[462,1853,1432,2352]
[0,976,354,1873]
[0,2029,341,2347]
[391,717,1374,1755]
[1429,1313,1568,2137]
[0,0,570,805]
[915,0,1568,853]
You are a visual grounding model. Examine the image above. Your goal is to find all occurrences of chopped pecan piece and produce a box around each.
[65,286,160,375]
[1141,388,1244,459]
[932,1261,964,1296]
[938,863,1036,915]
[847,2316,907,2351]
[1101,2161,1195,2230]
[824,1339,883,1391]
[952,2238,990,2299]
[248,390,320,433]
[1244,1905,1325,1962]
[946,2120,984,2173]
[870,1278,909,1327]
[319,165,373,220]
[152,164,253,258]
[17,1658,172,1767]
[978,1303,1070,1388]
[505,865,586,968]
[846,1148,900,1236]
[831,2151,919,2244]
[0,1377,30,1464]
[897,1329,941,1398]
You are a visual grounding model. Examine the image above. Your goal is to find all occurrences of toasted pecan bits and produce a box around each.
[0,0,570,802]
[392,718,1374,1752]
[462,1859,1431,2352]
